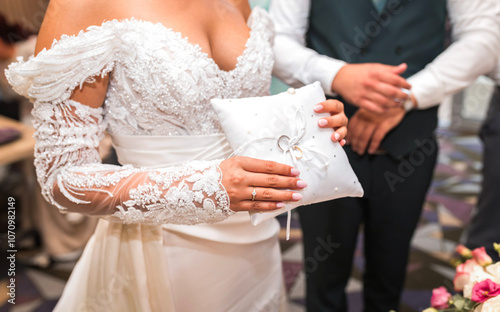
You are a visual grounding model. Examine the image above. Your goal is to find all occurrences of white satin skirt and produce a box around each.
[54,133,285,312]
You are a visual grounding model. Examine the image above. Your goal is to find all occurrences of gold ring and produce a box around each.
[293,146,303,159]
[251,187,257,201]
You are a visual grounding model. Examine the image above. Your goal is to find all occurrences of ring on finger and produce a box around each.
[251,186,257,201]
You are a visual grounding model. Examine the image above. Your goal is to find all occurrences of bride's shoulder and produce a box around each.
[236,0,252,20]
[36,0,112,55]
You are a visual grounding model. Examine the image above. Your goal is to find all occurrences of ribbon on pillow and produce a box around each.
[230,106,330,170]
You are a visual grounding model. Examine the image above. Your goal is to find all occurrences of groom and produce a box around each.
[271,0,500,311]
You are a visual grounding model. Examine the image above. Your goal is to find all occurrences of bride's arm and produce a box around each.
[8,1,306,225]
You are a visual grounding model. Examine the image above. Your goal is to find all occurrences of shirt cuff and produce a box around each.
[407,69,444,110]
[308,57,346,97]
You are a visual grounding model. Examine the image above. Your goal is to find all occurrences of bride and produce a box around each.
[6,0,347,311]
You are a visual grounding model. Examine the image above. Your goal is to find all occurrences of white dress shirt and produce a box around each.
[270,0,500,109]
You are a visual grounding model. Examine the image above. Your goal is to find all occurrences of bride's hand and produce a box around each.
[314,99,348,146]
[219,156,307,212]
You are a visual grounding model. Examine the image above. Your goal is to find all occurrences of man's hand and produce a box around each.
[347,107,405,155]
[331,63,412,113]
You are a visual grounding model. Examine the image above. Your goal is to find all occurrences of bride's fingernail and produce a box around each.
[314,104,323,112]
[291,168,300,176]
[292,193,303,201]
[276,202,285,208]
[334,132,340,141]
[318,119,328,127]
[297,180,308,188]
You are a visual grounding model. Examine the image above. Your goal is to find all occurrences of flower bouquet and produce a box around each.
[424,243,500,312]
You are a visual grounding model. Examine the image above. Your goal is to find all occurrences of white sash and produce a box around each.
[112,133,233,168]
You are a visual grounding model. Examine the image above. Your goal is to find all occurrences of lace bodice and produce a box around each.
[6,7,274,225]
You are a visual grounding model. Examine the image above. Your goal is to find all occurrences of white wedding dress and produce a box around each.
[6,7,285,312]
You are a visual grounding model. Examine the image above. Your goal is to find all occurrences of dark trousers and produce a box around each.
[466,86,500,261]
[299,140,438,312]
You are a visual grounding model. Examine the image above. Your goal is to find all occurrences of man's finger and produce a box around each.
[368,125,390,154]
[378,71,411,90]
[365,90,398,109]
[359,99,386,113]
[378,63,407,75]
[374,83,410,103]
[355,123,376,155]
[390,63,407,75]
[349,119,375,155]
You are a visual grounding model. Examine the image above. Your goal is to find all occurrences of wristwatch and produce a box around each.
[401,88,414,111]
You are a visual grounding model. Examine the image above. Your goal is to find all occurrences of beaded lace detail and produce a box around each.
[5,7,274,225]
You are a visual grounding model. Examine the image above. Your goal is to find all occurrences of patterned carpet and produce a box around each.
[0,127,483,312]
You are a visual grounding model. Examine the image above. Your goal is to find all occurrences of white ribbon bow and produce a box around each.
[230,107,330,171]
[276,107,330,171]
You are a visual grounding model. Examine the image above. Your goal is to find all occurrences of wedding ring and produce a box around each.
[293,146,304,159]
[277,135,290,151]
[251,187,257,201]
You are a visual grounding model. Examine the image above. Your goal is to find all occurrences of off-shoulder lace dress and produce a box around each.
[6,8,285,312]
[6,8,274,226]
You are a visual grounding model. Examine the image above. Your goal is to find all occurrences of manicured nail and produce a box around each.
[297,180,308,188]
[318,119,328,127]
[292,193,303,201]
[314,104,323,112]
[291,168,300,176]
[334,132,340,141]
[276,202,285,208]
[341,139,347,146]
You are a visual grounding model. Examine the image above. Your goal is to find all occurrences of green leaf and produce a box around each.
[452,294,465,301]
[465,300,480,311]
[454,299,465,310]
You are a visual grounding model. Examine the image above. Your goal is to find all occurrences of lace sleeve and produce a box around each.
[5,24,233,226]
[29,99,232,225]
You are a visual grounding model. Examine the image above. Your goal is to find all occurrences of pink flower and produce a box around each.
[472,247,493,266]
[456,244,473,258]
[431,287,451,309]
[471,279,500,303]
[454,259,481,291]
[454,271,470,291]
